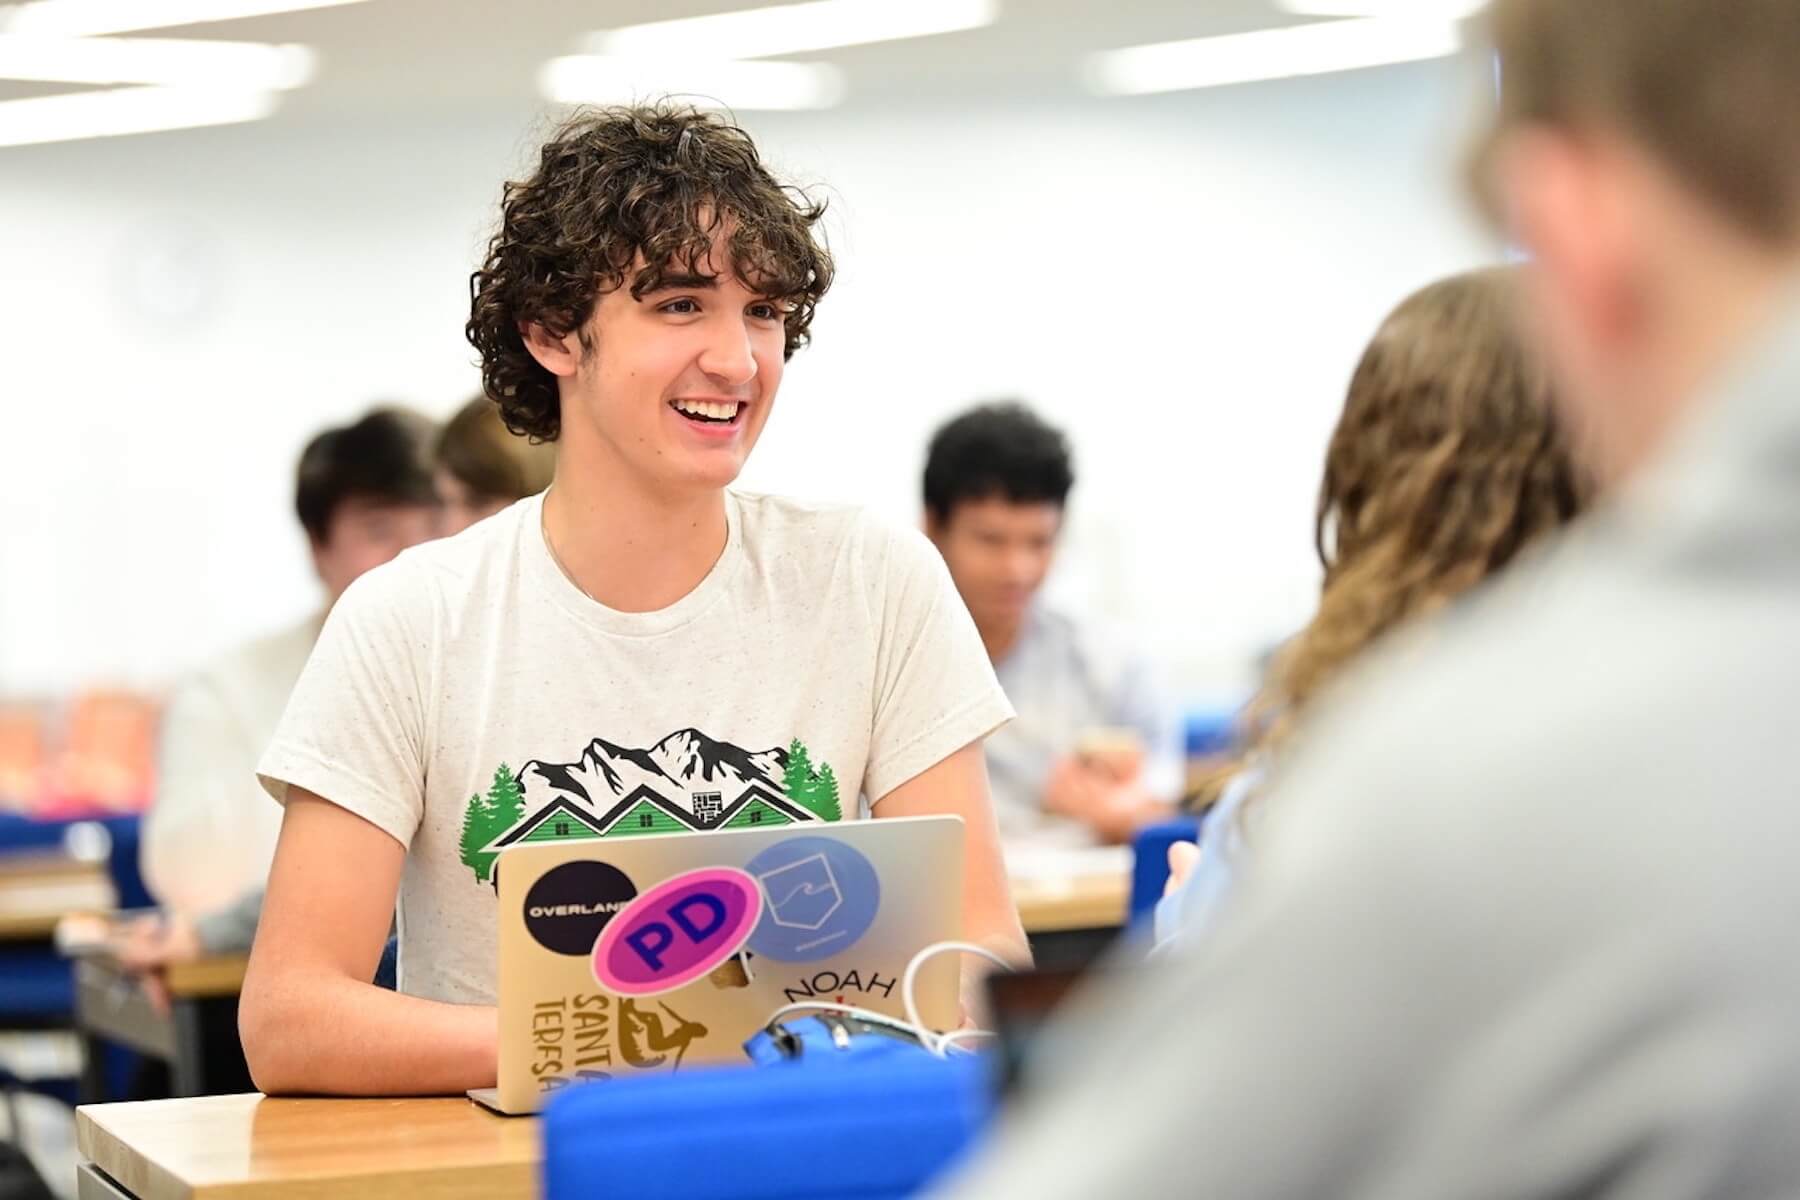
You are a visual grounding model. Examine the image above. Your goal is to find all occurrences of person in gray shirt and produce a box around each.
[924,402,1182,845]
[938,0,1800,1195]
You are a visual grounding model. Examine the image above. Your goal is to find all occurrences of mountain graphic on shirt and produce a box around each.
[457,729,844,884]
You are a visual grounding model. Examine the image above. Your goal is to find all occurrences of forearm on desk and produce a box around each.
[240,965,497,1096]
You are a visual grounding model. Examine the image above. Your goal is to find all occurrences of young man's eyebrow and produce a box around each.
[646,272,719,291]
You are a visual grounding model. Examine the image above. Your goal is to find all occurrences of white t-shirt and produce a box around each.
[143,613,320,916]
[257,490,1013,1005]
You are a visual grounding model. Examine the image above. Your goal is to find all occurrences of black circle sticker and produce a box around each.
[524,861,639,956]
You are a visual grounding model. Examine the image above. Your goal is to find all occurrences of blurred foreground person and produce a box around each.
[941,0,1800,1195]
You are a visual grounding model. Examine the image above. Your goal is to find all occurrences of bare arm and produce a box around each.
[238,789,497,1095]
[876,742,1031,967]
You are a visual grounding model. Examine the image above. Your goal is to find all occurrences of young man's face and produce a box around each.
[541,233,788,499]
[927,496,1063,635]
[310,495,440,602]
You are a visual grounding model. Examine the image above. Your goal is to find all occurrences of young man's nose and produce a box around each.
[698,318,759,387]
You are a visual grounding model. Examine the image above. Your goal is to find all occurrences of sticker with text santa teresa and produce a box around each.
[743,836,880,963]
[592,867,763,996]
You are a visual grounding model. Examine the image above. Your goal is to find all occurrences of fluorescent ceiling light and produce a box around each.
[0,0,369,37]
[1279,0,1488,17]
[0,83,276,145]
[0,34,313,87]
[585,0,997,60]
[1082,17,1462,96]
[540,55,844,111]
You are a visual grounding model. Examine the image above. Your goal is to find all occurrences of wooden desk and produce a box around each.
[1013,864,1131,971]
[1014,870,1130,934]
[76,1094,538,1200]
[75,953,252,1102]
[0,852,115,940]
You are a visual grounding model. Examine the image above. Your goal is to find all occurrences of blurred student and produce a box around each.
[137,408,439,931]
[924,402,1180,845]
[433,394,556,535]
[1160,268,1588,945]
[122,403,554,980]
[241,104,1025,1097]
[941,0,1800,1194]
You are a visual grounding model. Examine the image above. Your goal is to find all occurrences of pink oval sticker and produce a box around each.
[592,867,763,996]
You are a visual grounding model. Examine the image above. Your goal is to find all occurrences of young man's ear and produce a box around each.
[520,320,582,378]
[923,510,946,546]
[1498,127,1638,357]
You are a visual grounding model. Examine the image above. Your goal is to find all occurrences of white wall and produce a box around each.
[0,56,1499,702]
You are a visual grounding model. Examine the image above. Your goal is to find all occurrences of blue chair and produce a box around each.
[0,815,151,1104]
[1182,703,1243,760]
[0,813,76,856]
[96,815,152,911]
[1127,816,1203,935]
[543,1053,994,1200]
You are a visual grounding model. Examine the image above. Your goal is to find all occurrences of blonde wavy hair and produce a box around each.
[1191,268,1589,808]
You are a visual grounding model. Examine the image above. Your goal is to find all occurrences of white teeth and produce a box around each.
[674,400,740,421]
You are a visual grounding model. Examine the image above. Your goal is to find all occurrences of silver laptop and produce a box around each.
[470,815,965,1115]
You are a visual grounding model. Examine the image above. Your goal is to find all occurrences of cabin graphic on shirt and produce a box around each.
[457,729,843,884]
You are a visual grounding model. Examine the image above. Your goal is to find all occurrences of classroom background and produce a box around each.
[0,0,1501,731]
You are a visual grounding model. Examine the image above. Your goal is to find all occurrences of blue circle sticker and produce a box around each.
[743,835,880,963]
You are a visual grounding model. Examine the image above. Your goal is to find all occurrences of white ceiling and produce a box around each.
[0,0,1335,112]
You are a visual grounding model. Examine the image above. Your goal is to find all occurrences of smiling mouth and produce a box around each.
[670,398,746,425]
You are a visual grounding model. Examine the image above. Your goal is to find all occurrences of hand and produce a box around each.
[113,912,202,973]
[112,913,201,1017]
[1043,756,1105,820]
[1044,757,1172,844]
[1164,841,1201,897]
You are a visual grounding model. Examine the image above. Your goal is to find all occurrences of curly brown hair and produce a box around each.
[1189,268,1590,809]
[466,103,834,441]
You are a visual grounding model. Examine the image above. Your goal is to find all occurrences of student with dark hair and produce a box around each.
[131,408,438,967]
[924,402,1179,845]
[241,104,1025,1096]
[433,395,556,536]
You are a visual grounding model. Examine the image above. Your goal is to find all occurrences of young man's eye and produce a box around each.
[748,302,783,321]
[660,298,700,315]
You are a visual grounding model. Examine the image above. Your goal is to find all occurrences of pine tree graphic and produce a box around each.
[487,762,525,830]
[458,762,526,882]
[782,738,842,823]
[811,762,842,822]
[457,790,493,882]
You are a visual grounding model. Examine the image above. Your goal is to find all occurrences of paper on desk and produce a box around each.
[1002,841,1132,886]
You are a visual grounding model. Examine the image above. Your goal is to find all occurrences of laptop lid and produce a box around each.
[483,814,964,1114]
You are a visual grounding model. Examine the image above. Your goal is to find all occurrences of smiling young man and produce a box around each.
[239,105,1026,1096]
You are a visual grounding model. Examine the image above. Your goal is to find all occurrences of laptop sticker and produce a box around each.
[524,861,639,955]
[744,836,881,963]
[617,998,710,1070]
[592,867,763,995]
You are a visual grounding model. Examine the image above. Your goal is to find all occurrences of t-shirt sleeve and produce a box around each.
[255,563,433,850]
[861,520,1014,803]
